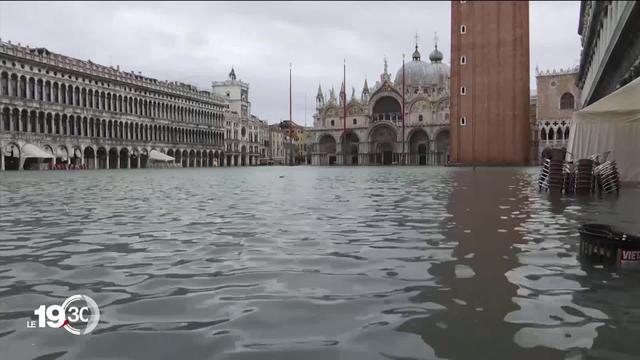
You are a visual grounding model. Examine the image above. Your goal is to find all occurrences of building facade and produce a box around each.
[449,0,530,165]
[0,41,226,171]
[213,69,268,166]
[280,120,305,164]
[535,67,581,164]
[308,42,450,166]
[267,123,289,165]
[577,1,640,107]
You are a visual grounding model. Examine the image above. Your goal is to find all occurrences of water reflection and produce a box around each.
[0,167,639,360]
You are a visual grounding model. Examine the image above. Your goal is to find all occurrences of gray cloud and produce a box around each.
[0,1,580,124]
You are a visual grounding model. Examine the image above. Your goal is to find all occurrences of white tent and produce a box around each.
[148,149,175,162]
[19,143,55,170]
[567,77,640,183]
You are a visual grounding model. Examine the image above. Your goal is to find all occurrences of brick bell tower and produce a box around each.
[449,1,530,165]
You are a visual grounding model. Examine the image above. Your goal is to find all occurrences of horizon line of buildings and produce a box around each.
[0,39,308,170]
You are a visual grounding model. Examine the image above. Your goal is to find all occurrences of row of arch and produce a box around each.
[1,142,227,170]
[316,125,450,165]
[540,125,570,141]
[0,71,224,127]
[1,107,224,146]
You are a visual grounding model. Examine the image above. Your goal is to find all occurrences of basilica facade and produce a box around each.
[308,42,450,166]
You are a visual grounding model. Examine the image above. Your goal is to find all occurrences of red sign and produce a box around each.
[620,250,640,262]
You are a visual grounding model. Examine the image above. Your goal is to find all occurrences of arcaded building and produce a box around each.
[308,42,450,166]
[0,40,226,170]
[449,1,530,165]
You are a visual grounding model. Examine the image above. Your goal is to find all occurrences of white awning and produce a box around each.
[567,77,640,183]
[74,148,82,158]
[21,144,55,159]
[149,149,175,162]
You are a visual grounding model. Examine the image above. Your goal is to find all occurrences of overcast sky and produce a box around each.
[0,1,581,125]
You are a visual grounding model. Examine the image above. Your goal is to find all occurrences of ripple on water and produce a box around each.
[1,167,640,359]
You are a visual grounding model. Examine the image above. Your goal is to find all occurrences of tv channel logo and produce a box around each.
[26,294,100,335]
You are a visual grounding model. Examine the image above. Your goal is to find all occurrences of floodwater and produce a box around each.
[1,167,639,360]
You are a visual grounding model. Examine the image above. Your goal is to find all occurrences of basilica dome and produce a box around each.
[394,45,449,88]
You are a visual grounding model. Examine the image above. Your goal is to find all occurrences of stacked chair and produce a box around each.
[574,159,595,195]
[594,160,620,195]
[563,161,576,194]
[537,150,620,197]
[538,158,565,192]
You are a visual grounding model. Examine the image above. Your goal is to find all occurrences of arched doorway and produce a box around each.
[56,145,69,166]
[182,150,188,168]
[130,148,139,169]
[3,143,20,170]
[141,149,149,168]
[196,150,202,167]
[341,132,359,165]
[96,147,107,169]
[174,150,182,166]
[318,134,337,165]
[189,150,196,167]
[241,146,247,166]
[119,148,129,169]
[369,125,397,165]
[167,149,174,158]
[42,145,55,168]
[435,129,450,165]
[82,147,94,169]
[208,151,214,167]
[409,129,429,165]
[108,148,118,169]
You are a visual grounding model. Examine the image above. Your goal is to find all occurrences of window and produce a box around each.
[560,92,574,110]
[330,120,335,126]
[460,56,467,65]
[460,116,467,126]
[460,86,467,95]
[460,25,467,34]
[352,118,357,125]
[418,115,424,122]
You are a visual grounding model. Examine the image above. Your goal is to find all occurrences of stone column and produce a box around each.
[137,155,141,169]
[0,148,4,171]
[126,154,130,169]
[106,155,110,170]
[116,154,120,169]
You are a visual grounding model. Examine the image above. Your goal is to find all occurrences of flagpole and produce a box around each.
[304,93,307,165]
[289,63,293,166]
[402,53,406,166]
[343,59,347,165]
